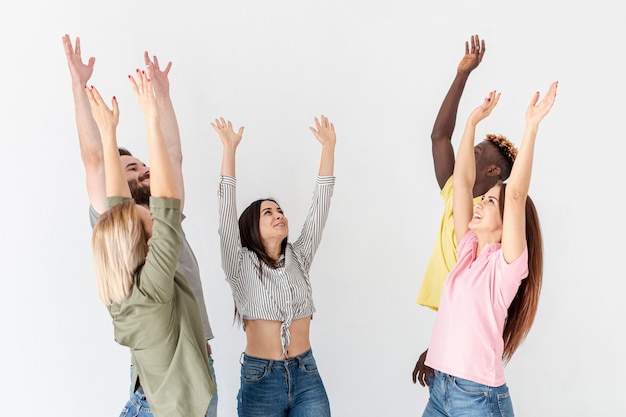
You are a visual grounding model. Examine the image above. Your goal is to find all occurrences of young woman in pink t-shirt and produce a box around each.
[422,82,558,417]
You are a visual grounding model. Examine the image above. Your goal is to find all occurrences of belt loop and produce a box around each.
[239,352,245,365]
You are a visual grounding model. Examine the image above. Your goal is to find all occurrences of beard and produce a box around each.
[128,178,151,206]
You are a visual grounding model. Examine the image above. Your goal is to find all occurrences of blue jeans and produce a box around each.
[120,354,218,417]
[422,370,514,417]
[237,349,331,417]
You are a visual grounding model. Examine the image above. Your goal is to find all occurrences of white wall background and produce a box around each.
[1,1,624,416]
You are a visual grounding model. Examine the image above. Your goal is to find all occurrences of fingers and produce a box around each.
[311,115,333,133]
[129,69,152,97]
[85,85,105,107]
[163,61,172,75]
[75,36,81,55]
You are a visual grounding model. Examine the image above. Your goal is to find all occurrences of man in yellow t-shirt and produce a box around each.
[413,35,518,387]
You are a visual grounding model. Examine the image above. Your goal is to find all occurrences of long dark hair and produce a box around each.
[499,184,544,362]
[238,199,288,274]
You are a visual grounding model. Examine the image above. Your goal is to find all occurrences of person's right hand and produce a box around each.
[467,90,500,126]
[129,69,158,121]
[211,117,244,150]
[62,34,95,86]
[457,34,485,75]
[84,86,119,135]
[412,349,434,387]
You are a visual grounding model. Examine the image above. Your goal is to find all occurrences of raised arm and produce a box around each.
[212,118,244,178]
[84,87,130,200]
[309,115,336,176]
[129,70,179,200]
[144,53,185,208]
[213,118,245,281]
[501,82,557,263]
[431,35,486,189]
[62,34,107,213]
[453,90,500,242]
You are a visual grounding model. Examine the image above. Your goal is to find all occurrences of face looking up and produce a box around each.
[120,155,151,206]
[258,200,289,244]
[469,183,503,240]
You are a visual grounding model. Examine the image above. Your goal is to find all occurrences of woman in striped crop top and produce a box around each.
[213,115,336,417]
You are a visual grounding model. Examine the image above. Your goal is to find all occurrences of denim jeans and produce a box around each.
[237,349,331,417]
[119,354,218,417]
[422,370,515,417]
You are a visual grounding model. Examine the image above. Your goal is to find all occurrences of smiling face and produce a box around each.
[258,200,289,244]
[469,183,503,242]
[120,155,151,206]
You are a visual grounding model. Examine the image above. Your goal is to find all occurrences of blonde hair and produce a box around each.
[92,200,148,305]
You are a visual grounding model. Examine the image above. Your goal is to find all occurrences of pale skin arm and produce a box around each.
[431,35,486,189]
[309,115,336,176]
[62,34,107,213]
[84,87,130,199]
[453,90,501,243]
[212,118,245,178]
[143,53,185,208]
[501,82,557,263]
[129,70,179,199]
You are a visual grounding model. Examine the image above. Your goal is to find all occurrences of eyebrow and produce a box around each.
[125,162,146,169]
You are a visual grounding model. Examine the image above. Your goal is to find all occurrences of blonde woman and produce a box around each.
[89,70,215,417]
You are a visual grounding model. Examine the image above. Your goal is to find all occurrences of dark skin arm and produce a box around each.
[414,35,486,388]
[431,34,485,190]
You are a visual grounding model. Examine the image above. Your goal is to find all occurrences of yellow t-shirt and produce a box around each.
[416,176,481,310]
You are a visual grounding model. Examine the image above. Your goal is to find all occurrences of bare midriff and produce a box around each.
[244,316,312,360]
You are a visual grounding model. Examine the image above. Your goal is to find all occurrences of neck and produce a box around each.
[264,240,283,263]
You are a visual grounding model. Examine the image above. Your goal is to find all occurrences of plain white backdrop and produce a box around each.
[1,1,624,416]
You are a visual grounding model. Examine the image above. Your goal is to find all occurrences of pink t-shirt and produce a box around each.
[425,230,529,387]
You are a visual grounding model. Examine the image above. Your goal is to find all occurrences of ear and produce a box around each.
[487,166,502,177]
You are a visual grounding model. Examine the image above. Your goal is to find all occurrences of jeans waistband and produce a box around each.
[241,348,313,368]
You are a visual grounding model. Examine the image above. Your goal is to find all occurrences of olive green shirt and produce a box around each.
[106,197,215,417]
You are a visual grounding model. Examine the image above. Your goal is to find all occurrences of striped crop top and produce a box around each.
[218,175,335,356]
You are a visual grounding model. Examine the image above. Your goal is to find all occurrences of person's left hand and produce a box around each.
[309,115,336,146]
[525,81,558,127]
[144,51,172,98]
[85,85,119,134]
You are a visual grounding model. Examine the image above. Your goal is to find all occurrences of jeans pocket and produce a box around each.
[241,360,270,383]
[451,376,488,396]
[497,389,515,417]
[301,354,319,374]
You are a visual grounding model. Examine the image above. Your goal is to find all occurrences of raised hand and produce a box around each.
[467,90,501,125]
[458,34,485,75]
[129,69,158,121]
[211,117,245,150]
[85,86,119,135]
[62,34,95,86]
[526,81,558,127]
[309,115,336,147]
[144,51,172,97]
